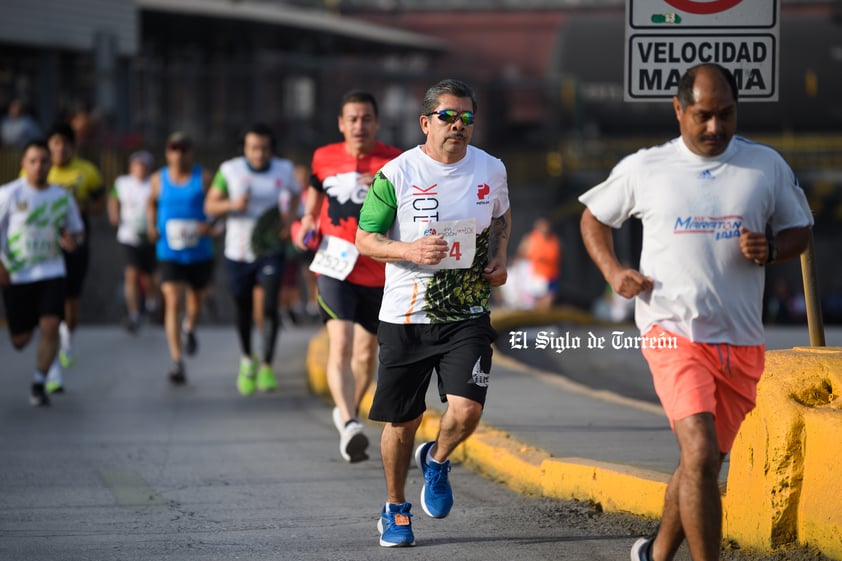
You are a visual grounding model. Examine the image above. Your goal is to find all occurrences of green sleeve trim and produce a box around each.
[358,170,397,234]
[211,170,229,195]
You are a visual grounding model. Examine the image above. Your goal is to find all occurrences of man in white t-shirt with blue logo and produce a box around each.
[356,79,511,547]
[0,140,84,406]
[579,64,813,561]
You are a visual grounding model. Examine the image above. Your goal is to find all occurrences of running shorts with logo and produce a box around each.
[368,315,497,423]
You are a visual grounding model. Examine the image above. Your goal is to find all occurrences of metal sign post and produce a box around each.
[801,232,826,347]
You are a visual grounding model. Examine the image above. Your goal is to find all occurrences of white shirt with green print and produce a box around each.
[0,178,84,283]
[359,145,509,324]
[212,156,300,263]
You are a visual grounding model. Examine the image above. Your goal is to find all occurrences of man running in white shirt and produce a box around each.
[108,150,158,332]
[0,140,84,406]
[205,124,300,395]
[356,79,511,547]
[579,63,813,561]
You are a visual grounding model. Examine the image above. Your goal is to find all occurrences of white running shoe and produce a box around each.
[339,420,369,463]
[332,406,344,434]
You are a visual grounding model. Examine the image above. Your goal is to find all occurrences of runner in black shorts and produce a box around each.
[147,131,214,385]
[1,140,85,406]
[204,124,300,396]
[356,79,512,547]
[109,150,158,333]
[43,122,104,392]
[293,91,402,463]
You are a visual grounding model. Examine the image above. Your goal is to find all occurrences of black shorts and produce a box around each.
[158,259,214,291]
[224,255,284,299]
[316,275,383,335]
[122,243,157,275]
[368,315,498,423]
[63,243,89,299]
[2,277,66,336]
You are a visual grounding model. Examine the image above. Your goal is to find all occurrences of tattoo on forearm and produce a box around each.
[490,214,509,255]
[374,233,393,246]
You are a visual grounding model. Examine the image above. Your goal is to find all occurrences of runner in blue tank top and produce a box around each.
[147,132,215,385]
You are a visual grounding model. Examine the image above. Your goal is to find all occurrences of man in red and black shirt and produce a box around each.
[294,91,401,463]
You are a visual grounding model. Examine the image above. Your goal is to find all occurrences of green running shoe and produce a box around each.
[256,365,277,392]
[59,349,75,368]
[237,358,257,396]
[45,380,65,394]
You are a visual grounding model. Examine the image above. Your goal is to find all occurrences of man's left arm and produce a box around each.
[739,226,812,266]
[483,208,511,287]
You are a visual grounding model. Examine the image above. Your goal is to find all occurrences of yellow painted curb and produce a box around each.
[540,458,668,518]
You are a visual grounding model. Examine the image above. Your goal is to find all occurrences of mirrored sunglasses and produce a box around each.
[425,109,475,126]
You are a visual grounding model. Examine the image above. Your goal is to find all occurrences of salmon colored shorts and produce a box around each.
[640,326,765,453]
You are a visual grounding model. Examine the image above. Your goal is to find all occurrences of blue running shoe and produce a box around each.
[377,502,414,547]
[415,441,453,518]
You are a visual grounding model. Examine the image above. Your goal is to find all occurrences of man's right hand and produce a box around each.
[607,268,655,299]
[293,215,317,251]
[229,193,249,213]
[405,234,449,266]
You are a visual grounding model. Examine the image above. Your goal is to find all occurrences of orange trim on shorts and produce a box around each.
[640,326,765,453]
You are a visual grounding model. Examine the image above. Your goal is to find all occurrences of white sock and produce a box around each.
[33,370,47,384]
[427,447,445,466]
[59,322,71,353]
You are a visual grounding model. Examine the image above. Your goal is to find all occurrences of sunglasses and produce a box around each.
[425,109,475,126]
[167,142,191,152]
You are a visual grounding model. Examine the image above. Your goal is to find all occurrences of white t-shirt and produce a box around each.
[579,136,813,345]
[359,145,510,324]
[113,174,152,246]
[213,156,300,262]
[0,178,84,284]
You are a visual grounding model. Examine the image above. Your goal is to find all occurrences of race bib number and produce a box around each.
[309,235,359,280]
[165,219,201,250]
[417,218,476,270]
[20,227,60,262]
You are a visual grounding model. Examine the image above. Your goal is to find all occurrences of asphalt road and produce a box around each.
[0,323,654,561]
